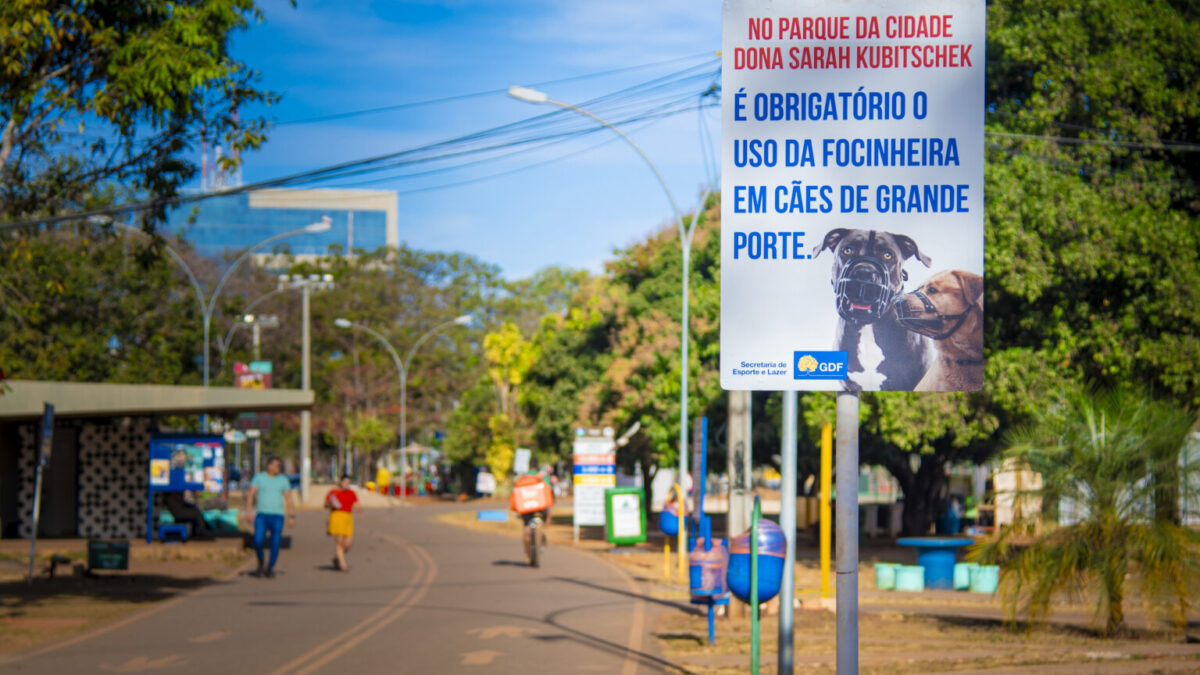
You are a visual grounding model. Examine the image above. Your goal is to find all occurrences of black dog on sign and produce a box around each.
[813,228,932,390]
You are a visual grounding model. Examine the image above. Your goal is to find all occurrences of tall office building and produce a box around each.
[164,188,399,262]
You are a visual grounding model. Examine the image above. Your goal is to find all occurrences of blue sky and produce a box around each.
[226,0,722,278]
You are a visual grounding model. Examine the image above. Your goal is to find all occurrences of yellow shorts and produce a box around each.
[328,510,354,538]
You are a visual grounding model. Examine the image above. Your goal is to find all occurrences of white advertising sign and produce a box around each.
[573,436,616,527]
[721,0,985,392]
[610,493,643,538]
[512,447,532,474]
[475,471,497,496]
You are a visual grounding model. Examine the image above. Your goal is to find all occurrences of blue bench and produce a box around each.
[157,523,189,543]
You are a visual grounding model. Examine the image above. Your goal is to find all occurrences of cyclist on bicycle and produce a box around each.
[510,460,554,563]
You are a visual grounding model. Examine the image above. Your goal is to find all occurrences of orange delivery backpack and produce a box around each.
[510,474,554,514]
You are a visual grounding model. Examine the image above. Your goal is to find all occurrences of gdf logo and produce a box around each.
[793,351,849,380]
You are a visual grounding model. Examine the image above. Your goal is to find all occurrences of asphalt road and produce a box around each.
[6,504,679,674]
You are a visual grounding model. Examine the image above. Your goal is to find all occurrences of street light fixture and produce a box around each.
[202,216,331,391]
[507,85,706,492]
[103,216,332,438]
[335,314,473,503]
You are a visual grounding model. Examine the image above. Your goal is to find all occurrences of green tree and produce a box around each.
[802,391,1000,536]
[520,292,610,463]
[483,321,537,417]
[577,197,724,491]
[480,321,536,483]
[443,375,498,493]
[974,386,1199,636]
[985,0,1200,406]
[835,0,1200,534]
[346,412,395,476]
[0,229,203,383]
[1,0,278,225]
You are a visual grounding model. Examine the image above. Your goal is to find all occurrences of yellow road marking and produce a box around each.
[187,630,231,644]
[467,625,539,639]
[268,532,436,675]
[459,649,502,665]
[99,654,184,672]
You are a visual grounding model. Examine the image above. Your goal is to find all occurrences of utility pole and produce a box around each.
[300,282,312,503]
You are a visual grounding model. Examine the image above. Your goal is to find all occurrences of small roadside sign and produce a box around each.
[38,403,54,467]
[605,487,647,545]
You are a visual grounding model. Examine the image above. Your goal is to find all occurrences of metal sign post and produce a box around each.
[820,422,833,599]
[779,391,798,672]
[835,393,860,671]
[28,403,54,583]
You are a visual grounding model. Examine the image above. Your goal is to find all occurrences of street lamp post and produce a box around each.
[217,284,304,361]
[201,218,332,393]
[223,313,279,363]
[277,274,335,503]
[335,315,472,503]
[108,218,332,438]
[507,85,708,492]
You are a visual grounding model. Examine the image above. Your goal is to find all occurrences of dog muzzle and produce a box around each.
[833,256,897,322]
[894,289,972,340]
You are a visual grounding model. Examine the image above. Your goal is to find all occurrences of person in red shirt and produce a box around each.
[325,475,360,572]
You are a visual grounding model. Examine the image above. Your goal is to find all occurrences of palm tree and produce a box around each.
[974,386,1200,637]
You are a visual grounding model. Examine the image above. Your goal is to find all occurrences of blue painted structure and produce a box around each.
[896,537,974,590]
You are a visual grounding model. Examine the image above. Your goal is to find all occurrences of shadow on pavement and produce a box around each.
[412,601,695,674]
[553,576,702,616]
[929,612,1200,643]
[0,574,229,614]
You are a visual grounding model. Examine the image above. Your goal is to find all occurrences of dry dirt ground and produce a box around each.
[444,505,1200,674]
[0,484,418,657]
[0,540,246,655]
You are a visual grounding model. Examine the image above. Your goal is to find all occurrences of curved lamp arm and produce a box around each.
[335,319,405,381]
[113,223,205,319]
[403,314,474,374]
[219,286,299,355]
[206,216,331,318]
[509,87,684,239]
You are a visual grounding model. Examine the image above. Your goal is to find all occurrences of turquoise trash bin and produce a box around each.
[894,565,925,592]
[954,562,979,590]
[969,564,1000,593]
[875,563,901,590]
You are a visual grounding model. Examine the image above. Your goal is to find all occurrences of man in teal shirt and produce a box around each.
[246,456,297,578]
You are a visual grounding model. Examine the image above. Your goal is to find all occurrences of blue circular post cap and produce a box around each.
[896,537,974,547]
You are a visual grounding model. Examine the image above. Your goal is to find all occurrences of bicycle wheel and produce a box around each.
[528,524,539,568]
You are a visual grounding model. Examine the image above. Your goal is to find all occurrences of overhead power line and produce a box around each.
[988,131,1200,153]
[0,60,721,232]
[275,51,718,127]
